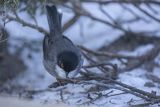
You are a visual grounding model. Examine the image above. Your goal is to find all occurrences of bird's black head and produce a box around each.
[57,51,79,73]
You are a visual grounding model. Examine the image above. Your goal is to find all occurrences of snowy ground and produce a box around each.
[1,3,160,107]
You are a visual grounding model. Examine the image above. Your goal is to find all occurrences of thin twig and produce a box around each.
[80,46,137,59]
[6,14,49,35]
[80,0,160,6]
[62,14,80,32]
[63,4,127,33]
[134,5,160,23]
[84,81,150,101]
[83,62,116,68]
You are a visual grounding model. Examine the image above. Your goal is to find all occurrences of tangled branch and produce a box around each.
[2,0,160,106]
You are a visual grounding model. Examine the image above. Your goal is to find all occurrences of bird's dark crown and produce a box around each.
[57,51,79,72]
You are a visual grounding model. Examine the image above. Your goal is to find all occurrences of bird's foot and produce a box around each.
[57,78,64,86]
[48,78,77,88]
[48,82,58,88]
[48,78,67,88]
[48,79,62,88]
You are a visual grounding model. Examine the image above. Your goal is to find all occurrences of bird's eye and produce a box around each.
[58,60,64,69]
[60,63,64,69]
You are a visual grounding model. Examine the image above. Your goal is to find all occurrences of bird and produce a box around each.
[43,5,83,81]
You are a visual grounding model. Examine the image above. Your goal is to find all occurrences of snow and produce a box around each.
[1,2,160,107]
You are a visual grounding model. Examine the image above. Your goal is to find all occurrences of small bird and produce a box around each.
[43,5,83,81]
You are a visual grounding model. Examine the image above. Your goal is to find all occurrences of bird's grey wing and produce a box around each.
[43,35,49,59]
[43,59,58,77]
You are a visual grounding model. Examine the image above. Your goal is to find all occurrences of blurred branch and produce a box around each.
[79,44,160,73]
[4,0,160,36]
[80,0,160,5]
[83,62,116,69]
[99,5,116,23]
[80,46,137,59]
[0,27,8,43]
[123,45,160,72]
[134,5,160,23]
[85,91,126,104]
[85,81,150,101]
[146,3,159,14]
[0,38,8,43]
[47,72,160,104]
[63,4,128,33]
[120,4,150,23]
[62,14,80,32]
[1,1,160,106]
[132,99,160,107]
[0,34,7,43]
[82,51,115,76]
[6,13,49,35]
[5,9,80,35]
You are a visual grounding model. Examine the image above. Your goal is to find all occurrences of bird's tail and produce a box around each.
[46,5,62,35]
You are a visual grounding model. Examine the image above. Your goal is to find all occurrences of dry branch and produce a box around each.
[6,14,49,35]
[3,1,160,106]
[41,72,160,105]
[62,14,80,32]
[134,5,160,23]
[80,46,137,59]
[63,4,127,33]
[80,0,160,5]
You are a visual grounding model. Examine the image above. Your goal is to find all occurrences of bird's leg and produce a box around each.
[72,78,77,85]
[57,78,64,86]
[65,73,77,84]
[65,73,74,83]
[66,72,69,78]
[48,78,64,88]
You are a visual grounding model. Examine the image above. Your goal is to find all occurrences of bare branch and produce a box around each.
[47,74,160,103]
[63,4,127,33]
[62,14,80,32]
[80,46,137,59]
[134,5,160,23]
[80,0,160,6]
[5,13,49,35]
